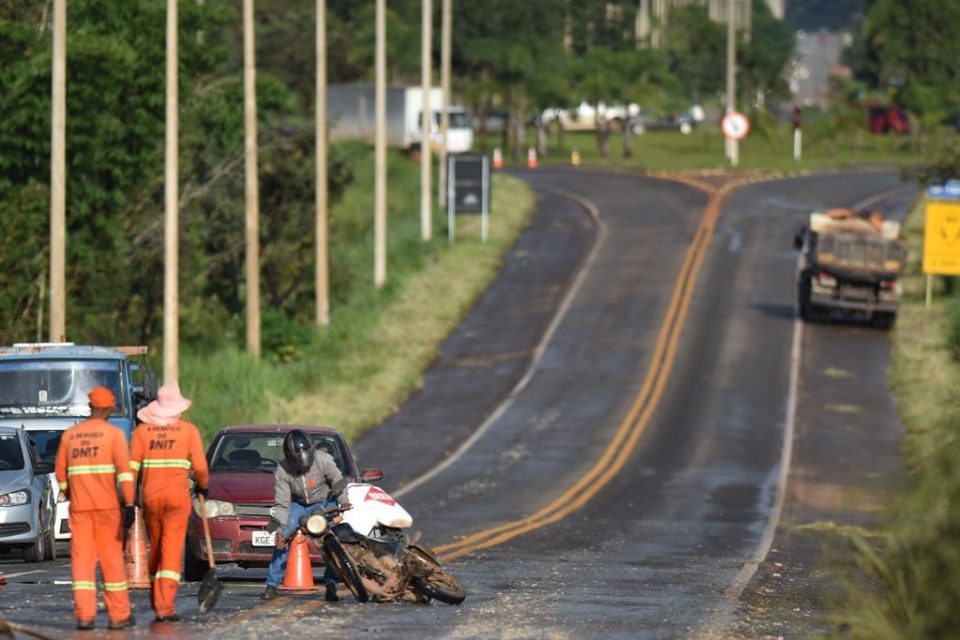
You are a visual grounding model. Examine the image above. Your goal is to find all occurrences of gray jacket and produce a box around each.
[271,451,343,527]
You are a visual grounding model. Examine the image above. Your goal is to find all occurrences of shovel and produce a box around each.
[196,494,224,612]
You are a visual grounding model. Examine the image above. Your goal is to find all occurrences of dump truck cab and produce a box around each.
[794,210,906,328]
[0,343,157,539]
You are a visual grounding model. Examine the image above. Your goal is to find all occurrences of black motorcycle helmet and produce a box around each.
[282,429,315,474]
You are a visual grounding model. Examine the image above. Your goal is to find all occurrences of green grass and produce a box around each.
[835,198,960,639]
[178,146,535,443]
[482,124,928,173]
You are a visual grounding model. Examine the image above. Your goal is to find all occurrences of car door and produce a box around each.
[25,435,53,535]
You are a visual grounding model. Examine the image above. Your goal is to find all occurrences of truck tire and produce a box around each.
[798,271,814,321]
[872,312,897,329]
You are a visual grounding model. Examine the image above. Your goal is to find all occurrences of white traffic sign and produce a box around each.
[721,111,750,141]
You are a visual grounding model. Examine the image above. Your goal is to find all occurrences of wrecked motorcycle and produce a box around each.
[313,481,466,605]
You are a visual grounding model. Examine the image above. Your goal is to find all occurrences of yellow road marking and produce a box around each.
[435,177,755,562]
[214,173,760,629]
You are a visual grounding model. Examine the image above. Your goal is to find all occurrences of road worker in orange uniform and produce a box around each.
[130,382,208,623]
[55,386,137,631]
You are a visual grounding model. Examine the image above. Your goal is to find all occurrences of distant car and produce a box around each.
[183,424,383,581]
[0,427,56,562]
[867,105,910,134]
[631,112,695,135]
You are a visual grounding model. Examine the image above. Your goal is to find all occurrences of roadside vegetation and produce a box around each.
[183,168,533,441]
[482,126,927,174]
[837,143,960,638]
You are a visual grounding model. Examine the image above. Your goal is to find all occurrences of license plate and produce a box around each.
[251,531,276,547]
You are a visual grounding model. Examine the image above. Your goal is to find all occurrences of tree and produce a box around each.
[738,0,793,109]
[663,5,726,103]
[861,0,960,126]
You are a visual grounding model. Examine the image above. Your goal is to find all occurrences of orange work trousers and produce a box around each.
[69,509,131,623]
[144,494,191,617]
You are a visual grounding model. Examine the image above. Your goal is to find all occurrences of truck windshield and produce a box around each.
[0,433,25,471]
[426,111,470,129]
[0,360,126,419]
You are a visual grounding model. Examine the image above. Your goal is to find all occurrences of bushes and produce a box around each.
[841,197,960,638]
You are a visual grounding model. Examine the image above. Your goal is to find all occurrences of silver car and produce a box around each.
[0,427,56,562]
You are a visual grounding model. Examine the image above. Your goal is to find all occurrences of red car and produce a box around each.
[867,105,910,134]
[183,424,383,581]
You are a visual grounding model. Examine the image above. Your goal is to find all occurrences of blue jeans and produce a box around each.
[265,501,339,588]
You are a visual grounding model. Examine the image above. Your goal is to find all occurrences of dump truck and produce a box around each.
[0,343,157,539]
[326,84,473,154]
[793,209,906,328]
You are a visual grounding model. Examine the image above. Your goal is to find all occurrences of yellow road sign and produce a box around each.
[924,200,960,275]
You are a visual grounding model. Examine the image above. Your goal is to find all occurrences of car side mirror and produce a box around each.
[35,461,54,475]
[361,468,384,483]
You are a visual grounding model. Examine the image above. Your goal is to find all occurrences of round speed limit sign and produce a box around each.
[721,111,750,141]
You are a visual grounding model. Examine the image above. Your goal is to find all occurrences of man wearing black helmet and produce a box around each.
[263,429,344,602]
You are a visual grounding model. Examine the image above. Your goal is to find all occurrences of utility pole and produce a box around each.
[374,0,387,287]
[49,0,66,343]
[438,0,451,209]
[316,0,329,325]
[243,0,261,357]
[725,0,738,166]
[635,0,650,47]
[163,0,179,383]
[420,0,433,241]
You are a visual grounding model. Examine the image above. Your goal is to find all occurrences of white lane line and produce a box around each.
[711,181,916,618]
[393,186,607,498]
[1,569,44,579]
[725,296,803,600]
[853,184,917,214]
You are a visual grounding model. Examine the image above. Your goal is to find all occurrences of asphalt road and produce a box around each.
[0,169,914,639]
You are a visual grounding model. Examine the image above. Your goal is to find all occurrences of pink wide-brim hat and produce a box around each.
[137,382,192,424]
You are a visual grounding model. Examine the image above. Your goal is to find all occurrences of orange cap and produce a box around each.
[89,386,116,409]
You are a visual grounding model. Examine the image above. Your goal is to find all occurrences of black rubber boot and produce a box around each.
[324,582,339,602]
[107,616,136,630]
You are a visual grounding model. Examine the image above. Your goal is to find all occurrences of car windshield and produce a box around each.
[210,433,347,475]
[26,430,63,465]
[0,359,126,419]
[0,433,25,471]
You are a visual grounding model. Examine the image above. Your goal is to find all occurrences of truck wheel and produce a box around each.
[873,312,897,329]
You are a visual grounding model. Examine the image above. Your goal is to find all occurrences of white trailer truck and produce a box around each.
[327,84,473,154]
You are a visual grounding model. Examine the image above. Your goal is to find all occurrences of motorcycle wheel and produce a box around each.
[411,568,466,605]
[322,535,369,603]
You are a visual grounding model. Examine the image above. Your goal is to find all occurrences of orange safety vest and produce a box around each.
[55,418,134,511]
[130,419,209,500]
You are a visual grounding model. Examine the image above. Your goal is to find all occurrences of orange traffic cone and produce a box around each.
[526,147,538,169]
[124,507,150,589]
[279,531,320,593]
[492,147,503,170]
